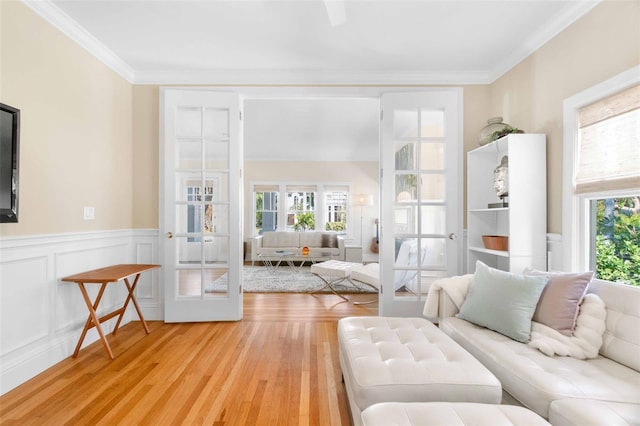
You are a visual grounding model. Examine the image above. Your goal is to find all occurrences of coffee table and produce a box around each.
[259,250,297,273]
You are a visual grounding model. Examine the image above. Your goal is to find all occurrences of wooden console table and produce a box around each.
[61,264,160,359]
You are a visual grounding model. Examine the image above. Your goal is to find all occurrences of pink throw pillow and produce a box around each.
[525,269,594,336]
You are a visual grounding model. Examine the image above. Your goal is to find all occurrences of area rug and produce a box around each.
[205,265,377,294]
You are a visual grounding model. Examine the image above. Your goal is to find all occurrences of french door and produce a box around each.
[161,89,243,322]
[379,90,462,317]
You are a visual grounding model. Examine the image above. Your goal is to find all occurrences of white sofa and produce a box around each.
[431,276,640,425]
[249,231,345,263]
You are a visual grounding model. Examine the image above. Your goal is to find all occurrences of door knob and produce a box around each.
[165,232,173,239]
[448,233,456,240]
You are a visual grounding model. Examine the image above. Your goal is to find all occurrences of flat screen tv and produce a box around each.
[0,103,20,223]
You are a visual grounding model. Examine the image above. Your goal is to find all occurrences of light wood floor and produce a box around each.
[0,293,377,426]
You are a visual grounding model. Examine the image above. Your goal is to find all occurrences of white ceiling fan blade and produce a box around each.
[323,0,346,26]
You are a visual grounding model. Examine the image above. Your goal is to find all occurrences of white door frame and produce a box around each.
[159,86,463,319]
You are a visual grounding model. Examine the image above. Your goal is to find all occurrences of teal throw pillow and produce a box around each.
[456,261,548,343]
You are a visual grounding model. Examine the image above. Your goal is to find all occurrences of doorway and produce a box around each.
[161,87,463,321]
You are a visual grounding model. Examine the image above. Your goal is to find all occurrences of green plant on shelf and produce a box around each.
[489,126,524,142]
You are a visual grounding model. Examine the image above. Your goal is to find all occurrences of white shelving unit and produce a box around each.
[467,134,547,273]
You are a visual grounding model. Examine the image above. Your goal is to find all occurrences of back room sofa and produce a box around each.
[249,231,345,264]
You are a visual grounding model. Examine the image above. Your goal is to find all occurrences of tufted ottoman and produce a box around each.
[361,402,550,425]
[338,317,502,426]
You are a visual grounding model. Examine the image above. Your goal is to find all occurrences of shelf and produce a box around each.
[467,134,546,273]
[469,207,509,213]
[469,246,509,257]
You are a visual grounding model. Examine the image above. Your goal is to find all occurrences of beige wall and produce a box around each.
[462,85,491,221]
[0,1,133,237]
[487,0,640,234]
[132,86,159,228]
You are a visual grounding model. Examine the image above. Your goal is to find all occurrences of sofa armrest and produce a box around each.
[424,274,472,322]
[437,274,472,320]
[249,235,263,262]
[337,235,346,260]
[439,291,462,319]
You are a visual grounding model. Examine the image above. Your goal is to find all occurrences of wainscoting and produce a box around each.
[0,229,159,395]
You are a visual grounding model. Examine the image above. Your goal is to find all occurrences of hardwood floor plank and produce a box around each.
[0,294,376,425]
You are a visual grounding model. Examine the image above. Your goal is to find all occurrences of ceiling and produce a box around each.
[24,0,600,160]
[32,0,599,85]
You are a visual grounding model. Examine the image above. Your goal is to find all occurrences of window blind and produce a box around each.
[286,185,317,193]
[576,84,640,194]
[253,184,279,192]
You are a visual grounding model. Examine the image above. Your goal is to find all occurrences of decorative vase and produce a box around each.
[478,117,510,146]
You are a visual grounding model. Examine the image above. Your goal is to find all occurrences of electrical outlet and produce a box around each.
[83,206,95,220]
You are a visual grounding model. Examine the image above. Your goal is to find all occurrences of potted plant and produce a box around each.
[489,125,524,143]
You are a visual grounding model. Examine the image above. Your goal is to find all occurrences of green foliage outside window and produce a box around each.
[293,212,315,232]
[326,221,345,231]
[255,192,264,234]
[595,197,640,286]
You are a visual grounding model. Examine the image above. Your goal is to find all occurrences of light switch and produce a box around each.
[83,206,95,220]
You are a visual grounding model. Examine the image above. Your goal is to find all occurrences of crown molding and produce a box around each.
[22,0,136,83]
[133,69,492,86]
[488,0,601,82]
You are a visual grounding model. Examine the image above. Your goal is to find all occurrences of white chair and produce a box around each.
[351,239,428,293]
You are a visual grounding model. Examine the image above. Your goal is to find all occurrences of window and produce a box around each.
[563,66,639,286]
[589,196,639,286]
[254,185,278,235]
[324,185,348,231]
[286,185,316,231]
[186,183,214,242]
[251,183,351,234]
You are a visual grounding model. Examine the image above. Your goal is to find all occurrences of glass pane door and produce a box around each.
[163,89,242,322]
[380,91,462,317]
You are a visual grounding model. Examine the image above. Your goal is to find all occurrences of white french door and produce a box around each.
[161,89,243,322]
[379,90,462,317]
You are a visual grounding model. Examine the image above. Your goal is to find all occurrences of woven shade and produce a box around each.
[286,185,317,193]
[576,84,640,194]
[253,184,279,192]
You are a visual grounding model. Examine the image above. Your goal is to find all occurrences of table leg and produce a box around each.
[74,282,114,360]
[310,274,349,302]
[349,280,379,305]
[284,257,298,273]
[113,274,149,335]
[262,257,275,273]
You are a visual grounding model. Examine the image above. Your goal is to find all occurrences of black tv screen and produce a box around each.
[0,103,20,223]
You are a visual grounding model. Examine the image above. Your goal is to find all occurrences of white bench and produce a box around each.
[309,260,377,303]
[338,316,502,426]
